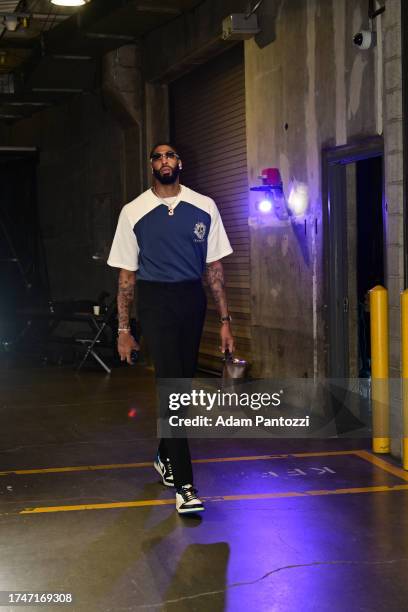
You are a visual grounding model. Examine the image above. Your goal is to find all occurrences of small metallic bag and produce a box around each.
[222,349,248,379]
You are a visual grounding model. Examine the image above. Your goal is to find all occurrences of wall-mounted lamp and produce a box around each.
[250,168,289,221]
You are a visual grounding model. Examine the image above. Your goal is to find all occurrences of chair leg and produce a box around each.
[76,346,91,371]
[90,349,111,374]
[76,319,111,373]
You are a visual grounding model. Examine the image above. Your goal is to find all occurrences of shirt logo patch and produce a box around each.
[193,221,207,242]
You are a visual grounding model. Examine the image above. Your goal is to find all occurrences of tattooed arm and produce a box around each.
[117,268,139,363]
[206,260,235,353]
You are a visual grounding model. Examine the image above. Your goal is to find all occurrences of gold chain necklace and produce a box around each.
[151,185,181,216]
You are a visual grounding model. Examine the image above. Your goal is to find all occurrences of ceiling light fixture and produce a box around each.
[51,0,91,6]
[0,13,30,31]
[3,14,19,31]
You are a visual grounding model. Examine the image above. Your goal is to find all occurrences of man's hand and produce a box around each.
[118,332,140,364]
[220,323,235,354]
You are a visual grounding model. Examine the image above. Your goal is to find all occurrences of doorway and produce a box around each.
[0,148,48,348]
[356,156,384,378]
[323,137,384,379]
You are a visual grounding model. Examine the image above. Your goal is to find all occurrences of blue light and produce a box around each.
[258,199,272,213]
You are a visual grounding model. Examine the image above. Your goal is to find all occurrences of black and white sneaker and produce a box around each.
[153,454,174,487]
[176,484,204,514]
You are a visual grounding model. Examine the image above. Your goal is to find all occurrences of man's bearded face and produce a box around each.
[151,148,181,184]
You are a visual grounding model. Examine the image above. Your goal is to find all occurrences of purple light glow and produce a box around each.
[288,181,309,216]
[258,199,273,213]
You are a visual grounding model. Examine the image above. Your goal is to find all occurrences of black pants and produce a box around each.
[137,279,206,488]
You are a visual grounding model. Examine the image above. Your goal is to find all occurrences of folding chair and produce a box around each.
[76,298,117,374]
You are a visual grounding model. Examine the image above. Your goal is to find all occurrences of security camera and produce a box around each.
[353,30,377,50]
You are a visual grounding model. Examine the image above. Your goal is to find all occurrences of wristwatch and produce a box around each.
[220,315,232,324]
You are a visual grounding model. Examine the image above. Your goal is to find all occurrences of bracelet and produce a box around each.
[220,315,232,324]
[118,327,131,333]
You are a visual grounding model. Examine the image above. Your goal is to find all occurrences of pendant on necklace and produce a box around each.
[168,208,174,216]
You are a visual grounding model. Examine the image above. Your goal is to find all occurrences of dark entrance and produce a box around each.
[323,138,384,379]
[0,148,48,350]
[356,156,384,378]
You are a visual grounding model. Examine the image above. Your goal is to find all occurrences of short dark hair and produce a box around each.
[149,142,179,159]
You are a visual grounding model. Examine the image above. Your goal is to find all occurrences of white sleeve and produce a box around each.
[206,200,233,263]
[107,207,139,271]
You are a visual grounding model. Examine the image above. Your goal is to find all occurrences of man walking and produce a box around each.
[107,142,234,514]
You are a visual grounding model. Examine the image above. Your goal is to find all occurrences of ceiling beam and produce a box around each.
[50,54,92,59]
[31,87,84,92]
[143,0,247,82]
[0,146,36,151]
[85,32,136,41]
[0,92,70,103]
[133,4,181,15]
[3,100,49,106]
[31,13,71,21]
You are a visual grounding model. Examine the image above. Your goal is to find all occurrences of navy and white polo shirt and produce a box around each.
[107,185,233,282]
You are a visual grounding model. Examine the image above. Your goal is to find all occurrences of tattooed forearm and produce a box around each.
[206,260,229,316]
[118,269,136,328]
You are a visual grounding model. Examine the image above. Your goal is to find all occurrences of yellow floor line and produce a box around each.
[193,455,289,464]
[20,483,408,514]
[0,462,152,476]
[292,450,359,458]
[353,450,408,482]
[0,451,364,477]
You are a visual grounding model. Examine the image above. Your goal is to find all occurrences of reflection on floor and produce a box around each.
[0,364,408,611]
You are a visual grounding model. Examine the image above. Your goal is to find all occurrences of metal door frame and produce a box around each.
[322,136,384,378]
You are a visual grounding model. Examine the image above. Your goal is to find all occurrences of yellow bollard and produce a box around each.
[369,286,390,453]
[401,290,408,469]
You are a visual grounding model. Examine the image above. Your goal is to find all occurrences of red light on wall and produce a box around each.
[250,168,288,220]
[260,168,282,188]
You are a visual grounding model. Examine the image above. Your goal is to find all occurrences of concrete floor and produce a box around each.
[1,363,408,611]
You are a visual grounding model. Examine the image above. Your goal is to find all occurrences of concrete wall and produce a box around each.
[245,0,378,377]
[383,0,403,379]
[381,0,404,456]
